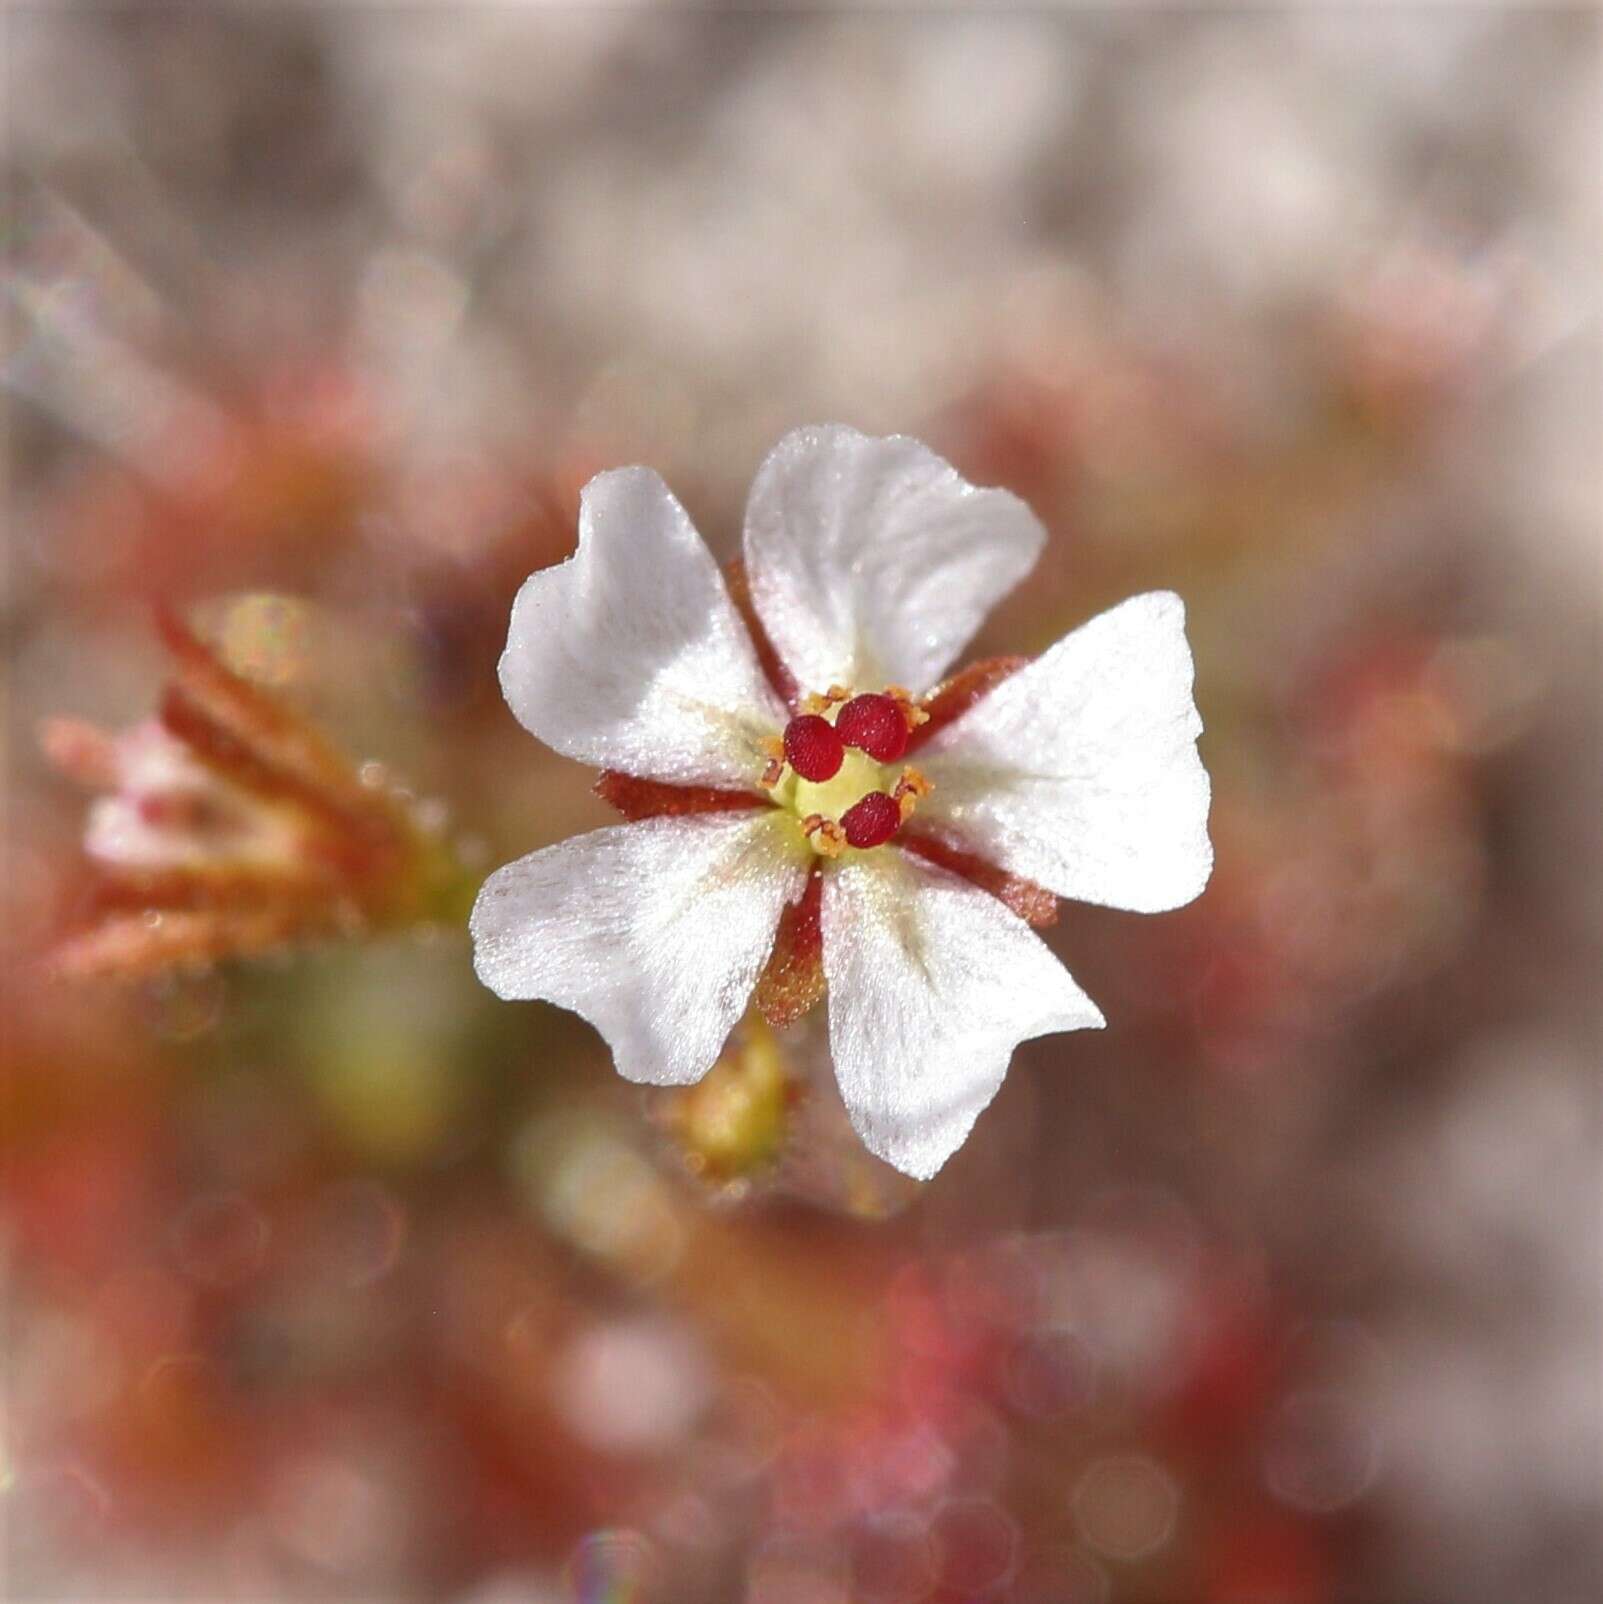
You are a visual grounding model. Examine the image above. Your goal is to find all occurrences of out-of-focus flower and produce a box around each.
[42,611,469,977]
[471,425,1212,1177]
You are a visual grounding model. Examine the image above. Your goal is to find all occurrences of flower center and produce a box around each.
[792,745,884,823]
[760,686,932,857]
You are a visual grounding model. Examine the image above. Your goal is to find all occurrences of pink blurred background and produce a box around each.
[3,9,1599,1603]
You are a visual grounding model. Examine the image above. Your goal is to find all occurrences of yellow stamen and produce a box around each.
[892,766,933,822]
[800,814,846,857]
[801,685,851,716]
[758,735,786,789]
[884,685,931,729]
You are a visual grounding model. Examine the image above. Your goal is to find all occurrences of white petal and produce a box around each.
[84,793,299,872]
[470,811,809,1086]
[499,467,788,788]
[85,723,302,872]
[917,591,1213,914]
[822,847,1104,1180]
[742,424,1045,695]
[86,796,203,870]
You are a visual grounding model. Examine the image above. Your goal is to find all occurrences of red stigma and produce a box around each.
[840,791,902,849]
[783,714,845,782]
[835,693,909,762]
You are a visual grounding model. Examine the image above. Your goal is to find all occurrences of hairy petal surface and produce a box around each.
[471,812,810,1085]
[821,848,1104,1180]
[917,591,1213,914]
[743,425,1045,695]
[499,467,788,788]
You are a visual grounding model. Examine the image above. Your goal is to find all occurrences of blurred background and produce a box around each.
[3,7,1599,1602]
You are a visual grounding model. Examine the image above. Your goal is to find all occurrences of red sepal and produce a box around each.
[753,870,825,1027]
[593,771,768,821]
[724,559,799,709]
[908,655,1029,753]
[899,830,1058,927]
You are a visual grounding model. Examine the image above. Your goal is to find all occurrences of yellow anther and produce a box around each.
[758,735,786,789]
[800,814,846,857]
[892,766,933,821]
[801,685,851,716]
[884,685,931,729]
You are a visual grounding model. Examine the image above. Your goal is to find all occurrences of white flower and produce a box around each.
[74,719,306,874]
[471,425,1211,1179]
